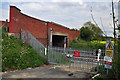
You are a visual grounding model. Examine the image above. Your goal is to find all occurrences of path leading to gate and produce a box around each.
[2,65,94,78]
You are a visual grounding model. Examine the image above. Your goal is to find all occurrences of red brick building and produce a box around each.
[2,6,80,47]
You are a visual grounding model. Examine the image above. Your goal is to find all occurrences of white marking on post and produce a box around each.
[97,49,101,61]
[45,48,47,55]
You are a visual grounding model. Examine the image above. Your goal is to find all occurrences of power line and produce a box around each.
[100,17,107,36]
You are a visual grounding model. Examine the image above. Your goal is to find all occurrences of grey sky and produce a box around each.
[0,0,119,37]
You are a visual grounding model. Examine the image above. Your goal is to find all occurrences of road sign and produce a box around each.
[104,40,114,69]
[106,41,114,50]
[106,61,112,65]
[105,50,113,57]
[104,56,112,62]
[106,43,113,50]
[74,51,80,57]
[105,64,112,69]
[105,40,114,57]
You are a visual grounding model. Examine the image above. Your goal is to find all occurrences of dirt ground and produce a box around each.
[1,65,94,79]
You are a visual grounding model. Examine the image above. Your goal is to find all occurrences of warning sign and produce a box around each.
[107,43,113,50]
[106,61,112,65]
[106,50,113,57]
[74,51,80,57]
[104,56,112,62]
[104,40,114,69]
[105,64,112,69]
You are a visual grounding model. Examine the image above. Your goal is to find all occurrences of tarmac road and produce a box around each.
[1,65,92,79]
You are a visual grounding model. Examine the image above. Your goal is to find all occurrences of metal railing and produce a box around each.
[48,47,105,72]
[20,29,105,72]
[21,29,46,57]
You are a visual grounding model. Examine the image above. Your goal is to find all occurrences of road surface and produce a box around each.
[1,65,93,79]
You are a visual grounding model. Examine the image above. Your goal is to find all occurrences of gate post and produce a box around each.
[48,46,50,62]
[69,57,71,68]
[64,37,67,54]
[97,49,101,73]
[49,28,52,48]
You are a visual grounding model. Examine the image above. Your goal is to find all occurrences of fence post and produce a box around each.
[49,28,52,47]
[45,48,47,56]
[69,57,71,68]
[48,46,50,62]
[97,49,101,73]
[64,37,67,54]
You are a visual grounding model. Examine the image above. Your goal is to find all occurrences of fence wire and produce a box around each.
[21,29,105,73]
[48,47,105,72]
[21,29,46,57]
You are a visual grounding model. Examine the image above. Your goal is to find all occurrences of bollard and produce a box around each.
[97,49,101,73]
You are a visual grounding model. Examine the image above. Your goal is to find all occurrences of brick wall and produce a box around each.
[47,22,79,40]
[9,6,79,47]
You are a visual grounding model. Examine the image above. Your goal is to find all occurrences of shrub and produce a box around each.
[2,28,48,72]
[94,65,106,74]
[94,76,104,80]
[112,52,120,80]
[88,42,105,50]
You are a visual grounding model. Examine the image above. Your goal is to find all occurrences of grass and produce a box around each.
[70,38,105,50]
[49,50,69,64]
[94,65,106,74]
[70,39,89,50]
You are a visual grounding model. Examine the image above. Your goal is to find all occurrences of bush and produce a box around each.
[70,39,105,52]
[94,76,104,80]
[2,28,48,72]
[2,38,47,71]
[94,65,106,74]
[88,42,105,50]
[112,52,120,79]
[69,39,90,50]
[2,27,7,39]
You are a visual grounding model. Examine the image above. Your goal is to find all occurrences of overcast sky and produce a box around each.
[0,0,119,37]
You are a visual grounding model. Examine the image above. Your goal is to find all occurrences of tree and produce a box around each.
[80,21,103,41]
[118,25,120,53]
[80,27,93,41]
[84,21,103,36]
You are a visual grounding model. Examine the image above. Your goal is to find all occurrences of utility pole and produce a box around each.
[112,0,116,56]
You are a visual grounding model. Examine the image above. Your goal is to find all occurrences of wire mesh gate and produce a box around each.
[20,29,105,73]
[21,29,46,57]
[48,47,105,72]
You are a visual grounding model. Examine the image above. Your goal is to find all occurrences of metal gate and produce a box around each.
[21,29,46,57]
[48,47,105,72]
[20,29,105,73]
